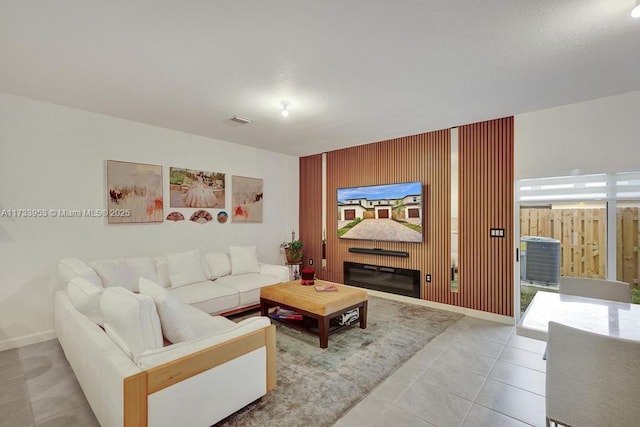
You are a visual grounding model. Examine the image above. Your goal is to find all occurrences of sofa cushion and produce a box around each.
[88,257,160,292]
[125,257,160,284]
[169,281,240,315]
[166,249,211,288]
[133,316,272,370]
[217,273,281,307]
[181,304,239,338]
[258,263,289,282]
[139,277,196,344]
[66,277,105,326]
[89,259,138,292]
[154,256,171,287]
[229,246,260,276]
[100,287,163,357]
[58,258,102,287]
[205,252,232,279]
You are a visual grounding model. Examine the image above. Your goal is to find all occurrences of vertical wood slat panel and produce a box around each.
[458,117,514,316]
[299,154,323,276]
[322,131,452,304]
[300,117,514,316]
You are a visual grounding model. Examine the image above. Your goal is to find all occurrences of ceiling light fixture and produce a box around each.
[633,0,640,18]
[281,101,289,117]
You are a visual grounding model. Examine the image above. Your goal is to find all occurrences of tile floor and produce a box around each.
[0,339,98,427]
[336,316,548,427]
[0,316,547,427]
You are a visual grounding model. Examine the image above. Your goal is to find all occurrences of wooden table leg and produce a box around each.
[359,301,368,329]
[260,298,268,317]
[319,316,329,349]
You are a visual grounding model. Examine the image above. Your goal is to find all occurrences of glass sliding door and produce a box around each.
[516,172,640,315]
[518,201,607,314]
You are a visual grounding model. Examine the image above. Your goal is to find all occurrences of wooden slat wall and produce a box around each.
[315,131,453,303]
[299,116,514,316]
[299,154,324,272]
[459,117,514,316]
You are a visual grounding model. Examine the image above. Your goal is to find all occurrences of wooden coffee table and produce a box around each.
[260,280,368,348]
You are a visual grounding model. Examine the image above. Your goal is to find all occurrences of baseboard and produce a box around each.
[0,330,56,352]
[363,289,515,325]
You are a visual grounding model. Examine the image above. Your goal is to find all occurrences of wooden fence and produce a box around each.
[618,207,640,286]
[520,207,639,286]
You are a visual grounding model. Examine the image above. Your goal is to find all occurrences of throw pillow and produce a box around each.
[229,246,260,276]
[154,256,171,287]
[66,277,105,326]
[138,277,195,343]
[205,252,232,279]
[89,259,138,292]
[125,257,160,284]
[165,249,210,288]
[100,287,163,357]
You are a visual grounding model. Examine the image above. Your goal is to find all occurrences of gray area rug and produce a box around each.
[217,296,463,426]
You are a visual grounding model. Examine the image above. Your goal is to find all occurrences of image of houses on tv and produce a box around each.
[337,182,424,243]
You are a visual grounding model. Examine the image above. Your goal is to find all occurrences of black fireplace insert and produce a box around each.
[343,261,421,298]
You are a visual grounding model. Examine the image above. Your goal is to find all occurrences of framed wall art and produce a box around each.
[232,175,263,222]
[106,160,163,223]
[169,167,225,208]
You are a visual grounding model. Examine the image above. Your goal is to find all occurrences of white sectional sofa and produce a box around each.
[58,246,289,315]
[55,246,286,427]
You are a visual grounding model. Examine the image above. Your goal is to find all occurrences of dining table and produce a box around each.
[516,290,640,342]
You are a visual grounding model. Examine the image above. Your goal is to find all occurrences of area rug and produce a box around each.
[217,296,463,426]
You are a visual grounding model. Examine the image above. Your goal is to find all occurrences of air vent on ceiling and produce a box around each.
[230,116,253,124]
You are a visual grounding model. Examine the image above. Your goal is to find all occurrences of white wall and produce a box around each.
[0,92,299,350]
[515,90,640,179]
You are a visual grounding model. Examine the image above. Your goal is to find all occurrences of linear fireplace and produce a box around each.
[344,261,421,298]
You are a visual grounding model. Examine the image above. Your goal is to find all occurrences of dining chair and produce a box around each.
[558,276,631,303]
[546,321,640,427]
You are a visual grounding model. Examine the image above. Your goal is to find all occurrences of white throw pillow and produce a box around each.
[89,259,138,292]
[100,287,163,357]
[166,249,210,288]
[154,256,171,287]
[205,252,232,279]
[66,277,105,326]
[138,277,195,344]
[125,257,160,284]
[229,246,260,276]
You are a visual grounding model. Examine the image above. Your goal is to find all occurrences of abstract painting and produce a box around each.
[232,175,263,222]
[169,167,225,208]
[106,160,163,223]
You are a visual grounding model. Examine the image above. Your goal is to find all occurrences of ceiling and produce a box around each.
[1,1,639,157]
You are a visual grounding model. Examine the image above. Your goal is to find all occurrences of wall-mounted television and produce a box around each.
[337,181,424,243]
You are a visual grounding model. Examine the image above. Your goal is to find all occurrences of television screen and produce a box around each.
[337,181,424,243]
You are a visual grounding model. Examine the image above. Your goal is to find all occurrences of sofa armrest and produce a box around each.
[124,323,276,426]
[133,316,271,369]
[259,263,289,282]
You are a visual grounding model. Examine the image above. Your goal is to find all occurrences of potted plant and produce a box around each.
[281,239,304,264]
